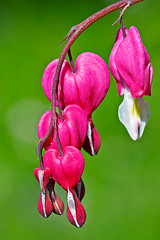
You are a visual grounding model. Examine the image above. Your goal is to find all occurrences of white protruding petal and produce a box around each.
[67,189,80,228]
[54,200,62,215]
[38,170,44,191]
[41,192,47,218]
[118,89,151,140]
[87,121,95,155]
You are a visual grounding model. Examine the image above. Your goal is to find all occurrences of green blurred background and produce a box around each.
[0,0,160,239]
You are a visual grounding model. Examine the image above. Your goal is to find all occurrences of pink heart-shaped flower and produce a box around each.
[42,52,110,117]
[43,146,85,190]
[38,104,87,150]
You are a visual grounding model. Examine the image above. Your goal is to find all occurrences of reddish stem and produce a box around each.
[38,0,145,168]
[68,48,77,73]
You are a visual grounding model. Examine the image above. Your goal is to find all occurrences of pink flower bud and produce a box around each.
[34,168,53,218]
[38,104,87,151]
[43,146,85,191]
[47,179,64,215]
[109,26,153,98]
[34,168,51,189]
[42,52,110,117]
[37,189,53,218]
[83,118,101,155]
[67,189,86,228]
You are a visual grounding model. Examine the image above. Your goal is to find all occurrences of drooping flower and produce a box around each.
[43,146,86,227]
[38,104,88,151]
[109,26,153,140]
[42,52,110,117]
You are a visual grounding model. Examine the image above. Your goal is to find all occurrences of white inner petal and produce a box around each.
[87,121,95,155]
[67,189,80,228]
[54,199,62,215]
[118,89,151,140]
[41,192,47,218]
[38,170,44,191]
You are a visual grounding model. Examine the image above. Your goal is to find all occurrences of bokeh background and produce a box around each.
[0,0,160,239]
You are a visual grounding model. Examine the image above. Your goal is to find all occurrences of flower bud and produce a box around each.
[47,179,64,215]
[34,168,53,218]
[67,189,86,228]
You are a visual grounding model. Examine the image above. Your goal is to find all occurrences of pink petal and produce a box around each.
[115,26,150,97]
[59,52,110,116]
[63,104,88,149]
[47,179,64,215]
[109,34,125,96]
[37,110,71,151]
[42,59,70,107]
[38,190,53,218]
[67,189,86,228]
[43,146,85,190]
[34,168,52,188]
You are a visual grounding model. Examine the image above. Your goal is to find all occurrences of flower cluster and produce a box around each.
[35,25,153,228]
[35,52,110,227]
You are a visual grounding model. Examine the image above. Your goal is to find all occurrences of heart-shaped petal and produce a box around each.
[59,52,110,116]
[42,59,70,105]
[38,111,71,151]
[63,104,87,149]
[43,146,85,190]
[38,105,87,151]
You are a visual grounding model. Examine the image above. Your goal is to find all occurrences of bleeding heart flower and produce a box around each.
[43,146,85,227]
[83,118,101,155]
[38,104,87,150]
[109,26,153,140]
[43,146,85,191]
[42,52,110,117]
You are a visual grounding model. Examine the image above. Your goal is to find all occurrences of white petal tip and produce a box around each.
[118,91,151,140]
